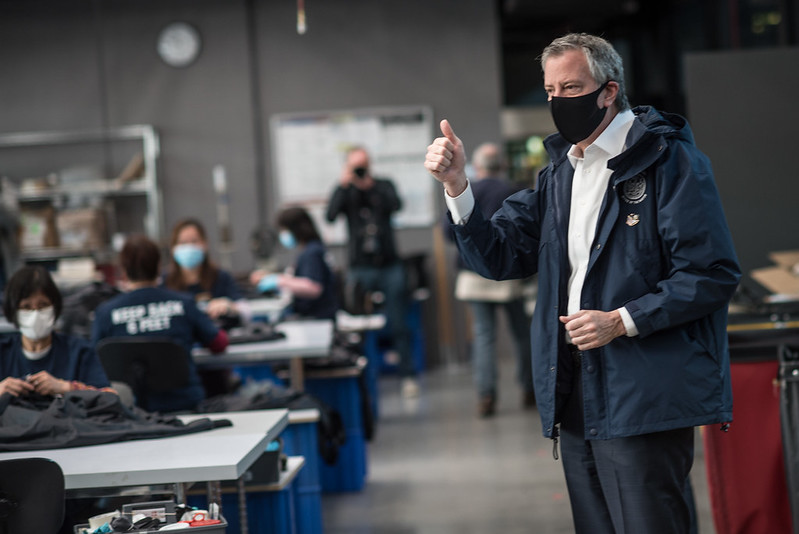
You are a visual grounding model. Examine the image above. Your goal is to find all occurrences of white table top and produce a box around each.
[288,408,320,424]
[246,295,292,319]
[0,409,288,490]
[335,310,386,332]
[193,319,334,367]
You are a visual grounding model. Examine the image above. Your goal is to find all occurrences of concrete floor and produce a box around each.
[321,358,716,533]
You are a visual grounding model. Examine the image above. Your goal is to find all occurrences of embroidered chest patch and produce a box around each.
[622,176,647,204]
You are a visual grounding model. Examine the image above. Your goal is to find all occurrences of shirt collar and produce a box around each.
[567,108,636,165]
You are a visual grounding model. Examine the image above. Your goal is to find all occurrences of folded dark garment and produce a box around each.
[0,390,231,451]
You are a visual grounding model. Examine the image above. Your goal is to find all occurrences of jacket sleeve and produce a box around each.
[187,298,223,349]
[89,305,107,346]
[326,185,347,222]
[380,180,402,214]
[451,188,543,281]
[217,270,242,301]
[441,209,456,243]
[74,339,111,388]
[624,143,741,337]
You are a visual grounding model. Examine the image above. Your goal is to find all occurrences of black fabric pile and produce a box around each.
[0,390,231,451]
[59,281,121,339]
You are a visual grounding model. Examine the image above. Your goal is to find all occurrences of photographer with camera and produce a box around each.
[326,146,418,398]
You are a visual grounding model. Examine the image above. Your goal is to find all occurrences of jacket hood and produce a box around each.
[632,105,695,145]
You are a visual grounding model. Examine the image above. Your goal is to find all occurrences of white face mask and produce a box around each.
[17,306,56,341]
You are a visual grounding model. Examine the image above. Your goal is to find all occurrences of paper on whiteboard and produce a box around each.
[270,106,434,244]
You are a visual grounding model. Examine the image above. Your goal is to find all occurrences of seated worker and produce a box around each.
[91,234,228,412]
[0,265,113,397]
[163,217,250,326]
[163,218,246,396]
[250,206,338,320]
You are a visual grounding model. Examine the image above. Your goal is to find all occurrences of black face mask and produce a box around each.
[549,81,609,145]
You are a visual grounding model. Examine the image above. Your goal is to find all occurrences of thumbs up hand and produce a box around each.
[425,119,468,197]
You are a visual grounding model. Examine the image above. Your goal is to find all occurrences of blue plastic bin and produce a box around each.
[282,419,324,534]
[304,371,368,492]
[188,487,295,534]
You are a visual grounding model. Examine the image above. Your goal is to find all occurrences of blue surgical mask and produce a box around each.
[173,244,205,269]
[279,230,297,249]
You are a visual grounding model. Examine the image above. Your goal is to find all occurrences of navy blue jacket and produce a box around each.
[161,269,242,302]
[451,106,741,439]
[291,240,339,320]
[443,176,527,271]
[0,332,110,388]
[91,287,220,413]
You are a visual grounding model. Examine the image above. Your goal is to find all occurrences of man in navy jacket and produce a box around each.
[425,33,740,534]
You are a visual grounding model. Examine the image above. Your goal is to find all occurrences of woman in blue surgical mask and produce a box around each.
[250,206,339,320]
[163,218,250,325]
[0,266,113,397]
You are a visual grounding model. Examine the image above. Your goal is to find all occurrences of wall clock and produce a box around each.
[157,22,202,68]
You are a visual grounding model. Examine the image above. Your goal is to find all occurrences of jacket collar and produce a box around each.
[607,120,666,185]
[544,106,674,186]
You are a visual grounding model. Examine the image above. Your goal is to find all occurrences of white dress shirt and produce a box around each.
[445,108,639,337]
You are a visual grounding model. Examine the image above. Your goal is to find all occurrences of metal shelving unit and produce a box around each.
[0,124,163,264]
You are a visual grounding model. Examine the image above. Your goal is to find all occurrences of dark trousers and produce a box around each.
[349,262,414,377]
[468,298,534,397]
[559,348,695,534]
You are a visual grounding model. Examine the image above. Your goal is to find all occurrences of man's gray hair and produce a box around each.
[540,33,630,112]
[472,143,505,175]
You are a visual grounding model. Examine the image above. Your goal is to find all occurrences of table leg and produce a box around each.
[237,477,249,534]
[289,357,304,391]
[174,482,186,505]
[206,480,221,513]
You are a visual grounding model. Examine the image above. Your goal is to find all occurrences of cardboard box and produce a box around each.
[56,208,108,250]
[751,249,799,296]
[19,206,59,249]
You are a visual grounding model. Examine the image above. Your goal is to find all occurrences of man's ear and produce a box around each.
[603,81,620,108]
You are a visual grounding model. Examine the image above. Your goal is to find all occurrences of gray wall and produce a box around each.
[684,47,799,295]
[0,0,503,270]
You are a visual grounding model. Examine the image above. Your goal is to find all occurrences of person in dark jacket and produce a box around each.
[91,235,229,413]
[0,266,112,397]
[326,147,418,398]
[163,218,250,323]
[444,142,535,417]
[251,206,339,320]
[162,218,248,396]
[425,33,741,534]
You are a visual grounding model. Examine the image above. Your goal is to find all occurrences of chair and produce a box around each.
[95,336,191,412]
[0,458,65,534]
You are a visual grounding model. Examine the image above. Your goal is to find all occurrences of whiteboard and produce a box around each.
[270,105,434,244]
